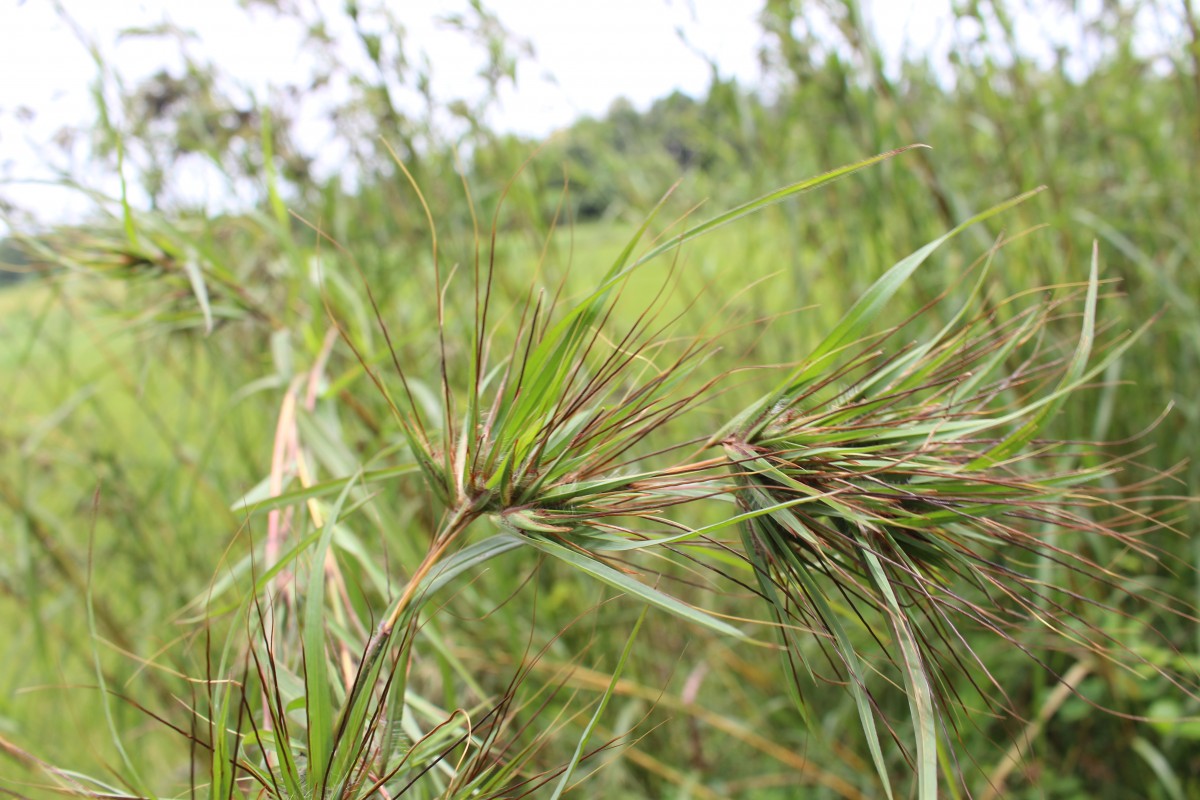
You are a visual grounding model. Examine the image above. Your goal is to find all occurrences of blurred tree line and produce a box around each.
[6,0,1198,459]
[8,0,1193,234]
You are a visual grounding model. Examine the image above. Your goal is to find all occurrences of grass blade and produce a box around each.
[549,606,647,799]
[517,531,748,640]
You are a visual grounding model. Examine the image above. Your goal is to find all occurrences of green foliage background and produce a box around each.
[2,1,1199,797]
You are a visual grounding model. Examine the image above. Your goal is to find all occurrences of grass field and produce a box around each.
[4,178,1198,797]
[3,2,1200,797]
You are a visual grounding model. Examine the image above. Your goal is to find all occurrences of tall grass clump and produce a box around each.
[5,142,1196,800]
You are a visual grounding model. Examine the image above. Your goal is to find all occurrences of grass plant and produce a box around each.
[4,142,1195,799]
[3,4,1199,792]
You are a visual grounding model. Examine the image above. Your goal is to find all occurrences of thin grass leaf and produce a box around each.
[1130,736,1187,800]
[517,531,748,640]
[180,250,214,335]
[416,532,526,598]
[972,241,1099,467]
[83,491,148,797]
[549,606,648,799]
[860,542,937,800]
[786,536,897,800]
[302,473,361,793]
[722,189,1044,442]
[629,146,926,271]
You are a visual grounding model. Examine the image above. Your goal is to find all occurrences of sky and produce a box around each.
[0,0,966,226]
[0,1,942,138]
[0,0,1175,230]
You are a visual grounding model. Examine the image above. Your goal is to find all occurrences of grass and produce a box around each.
[0,277,270,789]
[2,3,1200,790]
[3,142,1197,799]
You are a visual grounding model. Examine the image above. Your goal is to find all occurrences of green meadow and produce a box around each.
[2,2,1199,798]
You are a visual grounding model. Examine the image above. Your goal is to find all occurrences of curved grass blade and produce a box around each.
[719,188,1044,442]
[516,530,748,640]
[180,250,214,335]
[971,241,1098,468]
[860,541,937,800]
[629,146,928,272]
[231,462,419,516]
